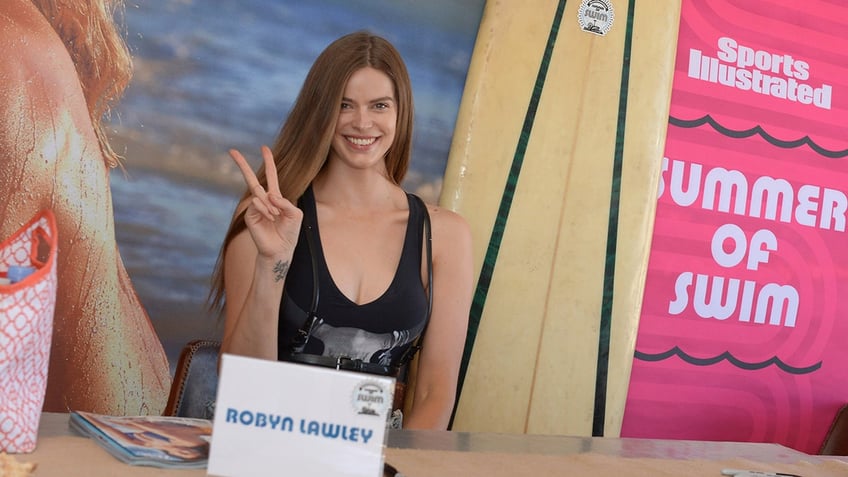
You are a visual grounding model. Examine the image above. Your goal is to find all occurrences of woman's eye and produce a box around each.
[341,102,353,109]
[374,103,389,110]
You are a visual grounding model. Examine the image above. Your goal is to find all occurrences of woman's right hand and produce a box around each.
[229,146,303,260]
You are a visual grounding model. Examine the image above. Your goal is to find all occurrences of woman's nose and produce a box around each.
[352,110,373,129]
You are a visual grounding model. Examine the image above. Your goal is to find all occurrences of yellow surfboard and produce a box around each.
[440,0,681,436]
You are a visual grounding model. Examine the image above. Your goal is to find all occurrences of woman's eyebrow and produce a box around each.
[341,96,395,103]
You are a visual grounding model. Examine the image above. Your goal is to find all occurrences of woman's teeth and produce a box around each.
[346,136,376,146]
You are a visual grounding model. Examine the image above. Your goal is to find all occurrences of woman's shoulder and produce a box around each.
[0,1,45,32]
[0,2,105,222]
[0,2,84,112]
[0,2,69,68]
[417,200,473,279]
[422,201,471,246]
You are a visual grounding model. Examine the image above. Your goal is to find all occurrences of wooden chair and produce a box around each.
[164,339,221,420]
[819,404,848,455]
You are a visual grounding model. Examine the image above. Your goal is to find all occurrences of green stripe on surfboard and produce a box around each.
[451,0,568,427]
[594,0,636,437]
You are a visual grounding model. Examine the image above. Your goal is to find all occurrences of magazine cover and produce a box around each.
[69,411,212,469]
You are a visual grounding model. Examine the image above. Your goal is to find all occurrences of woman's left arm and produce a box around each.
[404,206,473,429]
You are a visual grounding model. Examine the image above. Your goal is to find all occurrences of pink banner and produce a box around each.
[622,0,848,453]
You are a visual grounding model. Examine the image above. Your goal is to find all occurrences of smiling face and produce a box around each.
[328,66,398,174]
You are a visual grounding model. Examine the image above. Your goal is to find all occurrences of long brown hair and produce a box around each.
[208,30,415,311]
[31,0,133,167]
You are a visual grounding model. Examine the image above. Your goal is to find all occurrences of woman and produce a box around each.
[210,31,473,430]
[0,0,170,413]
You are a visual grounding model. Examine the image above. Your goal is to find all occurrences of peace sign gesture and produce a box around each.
[229,145,303,260]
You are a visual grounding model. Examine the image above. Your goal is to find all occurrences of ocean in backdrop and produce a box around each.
[108,0,485,365]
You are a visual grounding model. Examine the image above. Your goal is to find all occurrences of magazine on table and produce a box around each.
[69,410,212,469]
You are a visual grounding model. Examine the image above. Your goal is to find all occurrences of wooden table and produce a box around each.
[383,429,847,477]
[12,413,848,476]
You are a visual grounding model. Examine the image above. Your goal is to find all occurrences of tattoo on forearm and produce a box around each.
[272,260,290,282]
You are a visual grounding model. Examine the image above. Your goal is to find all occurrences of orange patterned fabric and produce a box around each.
[0,210,57,453]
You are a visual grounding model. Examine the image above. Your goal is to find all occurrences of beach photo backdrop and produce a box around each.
[107,0,485,368]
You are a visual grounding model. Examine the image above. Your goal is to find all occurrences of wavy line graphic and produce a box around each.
[669,114,848,159]
[634,346,822,374]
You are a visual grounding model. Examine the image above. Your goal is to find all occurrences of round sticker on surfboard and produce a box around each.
[578,0,614,36]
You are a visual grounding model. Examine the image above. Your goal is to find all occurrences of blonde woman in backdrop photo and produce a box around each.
[0,0,170,414]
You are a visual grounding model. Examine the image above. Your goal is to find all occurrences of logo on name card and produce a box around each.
[578,0,614,36]
[352,381,391,417]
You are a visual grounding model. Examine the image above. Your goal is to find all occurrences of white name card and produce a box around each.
[207,354,395,477]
